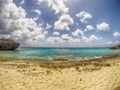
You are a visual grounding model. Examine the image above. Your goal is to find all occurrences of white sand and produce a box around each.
[0,57,120,90]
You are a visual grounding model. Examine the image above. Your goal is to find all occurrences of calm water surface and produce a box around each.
[0,48,120,61]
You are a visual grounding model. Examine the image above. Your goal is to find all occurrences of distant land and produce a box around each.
[110,44,120,49]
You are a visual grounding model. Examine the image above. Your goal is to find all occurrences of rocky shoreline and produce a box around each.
[0,53,120,68]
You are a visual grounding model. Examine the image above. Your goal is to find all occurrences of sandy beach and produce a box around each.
[0,55,120,90]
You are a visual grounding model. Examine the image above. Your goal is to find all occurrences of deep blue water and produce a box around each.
[0,48,120,61]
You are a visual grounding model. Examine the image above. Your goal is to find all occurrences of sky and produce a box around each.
[0,0,120,47]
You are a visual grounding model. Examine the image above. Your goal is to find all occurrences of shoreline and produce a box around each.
[0,53,119,68]
[0,54,120,90]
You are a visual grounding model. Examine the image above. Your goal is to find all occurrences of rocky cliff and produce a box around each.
[0,38,20,50]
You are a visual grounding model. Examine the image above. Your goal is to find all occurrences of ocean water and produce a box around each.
[0,48,120,61]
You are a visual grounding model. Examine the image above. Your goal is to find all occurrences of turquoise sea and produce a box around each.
[0,48,120,61]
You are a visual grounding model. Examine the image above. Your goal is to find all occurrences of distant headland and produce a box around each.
[110,44,120,49]
[0,38,20,50]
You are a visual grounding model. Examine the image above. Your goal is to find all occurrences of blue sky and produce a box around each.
[0,0,120,47]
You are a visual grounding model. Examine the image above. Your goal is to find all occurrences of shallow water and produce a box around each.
[0,48,120,61]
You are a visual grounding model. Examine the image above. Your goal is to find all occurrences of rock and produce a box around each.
[0,38,20,50]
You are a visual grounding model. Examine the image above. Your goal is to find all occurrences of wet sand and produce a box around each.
[0,54,120,90]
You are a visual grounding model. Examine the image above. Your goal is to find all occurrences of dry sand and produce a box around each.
[0,55,120,90]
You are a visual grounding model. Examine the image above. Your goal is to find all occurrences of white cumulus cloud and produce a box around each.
[76,11,92,23]
[61,34,80,42]
[84,25,94,32]
[72,29,84,38]
[47,37,61,42]
[37,0,73,31]
[37,0,68,14]
[47,0,69,14]
[45,23,52,30]
[113,32,120,37]
[61,34,71,41]
[0,0,47,47]
[20,0,25,5]
[33,17,39,21]
[54,14,74,30]
[88,35,100,42]
[52,32,60,35]
[31,9,41,15]
[72,29,101,42]
[97,22,110,31]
